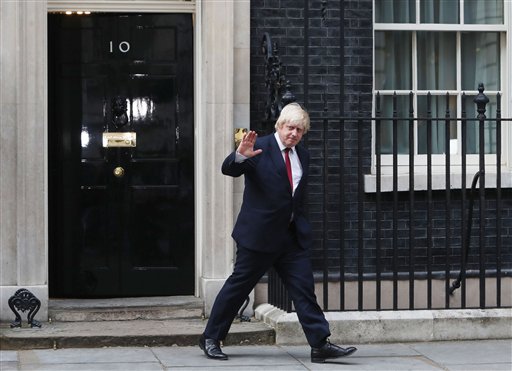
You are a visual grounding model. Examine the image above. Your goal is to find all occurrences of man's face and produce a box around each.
[277,122,304,148]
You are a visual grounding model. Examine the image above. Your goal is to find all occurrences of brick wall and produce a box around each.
[250,0,511,277]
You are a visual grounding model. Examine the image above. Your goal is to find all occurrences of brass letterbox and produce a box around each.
[102,132,136,148]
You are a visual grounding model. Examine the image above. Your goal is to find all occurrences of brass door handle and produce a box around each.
[113,166,125,178]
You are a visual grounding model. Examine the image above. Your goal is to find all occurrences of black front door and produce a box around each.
[48,13,194,297]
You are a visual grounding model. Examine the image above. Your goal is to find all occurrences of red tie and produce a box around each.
[284,148,293,190]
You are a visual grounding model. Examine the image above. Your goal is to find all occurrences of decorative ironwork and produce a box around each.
[236,296,251,322]
[261,32,296,121]
[111,95,129,129]
[474,83,489,118]
[8,288,42,328]
[321,0,328,24]
[268,84,509,312]
[450,171,481,295]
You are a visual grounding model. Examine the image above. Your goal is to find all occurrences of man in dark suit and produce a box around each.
[199,103,357,363]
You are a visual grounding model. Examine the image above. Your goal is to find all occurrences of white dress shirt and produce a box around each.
[274,132,302,195]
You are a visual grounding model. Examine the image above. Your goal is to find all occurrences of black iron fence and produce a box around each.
[268,85,511,312]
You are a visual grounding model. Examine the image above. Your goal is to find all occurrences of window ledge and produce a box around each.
[364,170,512,193]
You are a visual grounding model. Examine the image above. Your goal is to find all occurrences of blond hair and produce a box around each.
[275,103,310,133]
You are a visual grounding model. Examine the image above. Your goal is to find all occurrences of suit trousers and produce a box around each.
[204,227,331,347]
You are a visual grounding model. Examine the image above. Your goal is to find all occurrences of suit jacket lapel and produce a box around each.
[296,145,308,176]
[295,145,308,196]
[269,135,292,189]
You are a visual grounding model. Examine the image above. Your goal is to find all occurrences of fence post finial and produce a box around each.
[473,83,489,117]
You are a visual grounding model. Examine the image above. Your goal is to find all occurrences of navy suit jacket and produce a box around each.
[222,133,313,253]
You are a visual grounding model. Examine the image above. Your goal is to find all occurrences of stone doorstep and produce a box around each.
[255,305,512,345]
[0,318,276,350]
[48,296,204,322]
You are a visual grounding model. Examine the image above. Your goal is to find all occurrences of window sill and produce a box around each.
[364,170,512,193]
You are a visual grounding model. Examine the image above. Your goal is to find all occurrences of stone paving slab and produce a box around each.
[409,340,512,368]
[281,342,421,358]
[446,364,512,371]
[0,362,18,371]
[154,344,297,368]
[17,347,157,364]
[280,345,440,370]
[1,339,510,371]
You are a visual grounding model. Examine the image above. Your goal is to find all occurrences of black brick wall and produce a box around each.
[250,0,511,277]
[251,0,373,121]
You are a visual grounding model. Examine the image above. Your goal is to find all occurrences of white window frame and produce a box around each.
[366,0,512,192]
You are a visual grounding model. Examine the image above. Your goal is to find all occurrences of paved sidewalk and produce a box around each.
[1,339,511,370]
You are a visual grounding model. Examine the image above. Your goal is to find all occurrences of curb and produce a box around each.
[255,304,512,345]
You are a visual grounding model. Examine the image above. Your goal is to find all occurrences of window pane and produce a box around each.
[377,95,411,154]
[421,0,459,24]
[375,0,415,23]
[375,32,412,90]
[417,95,457,154]
[461,32,500,91]
[463,95,497,154]
[465,0,503,24]
[417,32,456,90]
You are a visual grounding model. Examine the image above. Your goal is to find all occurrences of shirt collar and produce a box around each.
[274,132,295,153]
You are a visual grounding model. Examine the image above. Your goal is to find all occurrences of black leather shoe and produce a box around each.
[311,340,357,363]
[199,334,228,360]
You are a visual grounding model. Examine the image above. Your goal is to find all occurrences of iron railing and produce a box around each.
[268,85,511,312]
